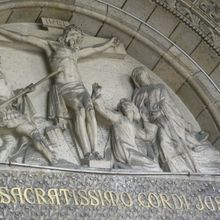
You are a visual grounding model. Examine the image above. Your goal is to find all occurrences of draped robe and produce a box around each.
[132,83,220,173]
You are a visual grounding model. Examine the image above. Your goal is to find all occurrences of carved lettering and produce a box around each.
[171,194,184,210]
[34,188,48,205]
[10,187,25,204]
[196,196,205,211]
[60,189,71,205]
[48,188,61,205]
[88,190,100,207]
[78,190,89,206]
[0,187,11,204]
[120,192,133,208]
[148,193,160,208]
[23,188,36,204]
[159,194,173,209]
[103,191,119,206]
[0,184,218,213]
[97,190,105,206]
[182,195,190,209]
[204,196,216,211]
[72,190,79,206]
[137,193,150,208]
[214,197,220,210]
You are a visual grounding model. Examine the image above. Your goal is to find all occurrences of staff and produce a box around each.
[0,70,61,109]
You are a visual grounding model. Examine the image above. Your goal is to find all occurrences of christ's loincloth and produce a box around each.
[57,81,93,110]
[48,81,93,122]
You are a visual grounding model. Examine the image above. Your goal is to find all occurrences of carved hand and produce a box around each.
[111,37,120,48]
[57,118,67,130]
[3,109,25,128]
[91,83,102,100]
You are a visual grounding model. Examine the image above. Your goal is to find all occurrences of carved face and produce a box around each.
[65,30,84,49]
[132,67,151,88]
[119,99,140,121]
[135,70,151,87]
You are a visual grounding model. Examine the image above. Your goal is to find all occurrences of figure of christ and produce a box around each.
[0,25,119,160]
[0,71,55,164]
[91,83,161,171]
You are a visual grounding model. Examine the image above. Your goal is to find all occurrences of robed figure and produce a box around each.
[131,66,220,173]
[92,83,161,171]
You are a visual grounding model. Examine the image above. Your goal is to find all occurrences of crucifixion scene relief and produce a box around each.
[0,20,219,173]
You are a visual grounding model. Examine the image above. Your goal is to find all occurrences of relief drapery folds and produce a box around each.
[131,66,220,173]
[0,23,219,173]
[0,70,55,164]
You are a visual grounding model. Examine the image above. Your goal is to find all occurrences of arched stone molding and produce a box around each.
[151,0,220,55]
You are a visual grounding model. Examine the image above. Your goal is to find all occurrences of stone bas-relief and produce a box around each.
[0,70,55,164]
[0,21,219,173]
[0,24,119,162]
[131,67,220,173]
[92,83,161,171]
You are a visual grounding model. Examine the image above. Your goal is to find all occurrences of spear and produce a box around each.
[0,70,61,109]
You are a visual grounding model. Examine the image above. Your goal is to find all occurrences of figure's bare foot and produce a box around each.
[93,151,103,160]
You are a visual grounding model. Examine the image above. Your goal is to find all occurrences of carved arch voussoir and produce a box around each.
[152,0,220,55]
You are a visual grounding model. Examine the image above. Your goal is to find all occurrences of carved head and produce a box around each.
[58,24,84,49]
[117,98,140,121]
[131,66,151,88]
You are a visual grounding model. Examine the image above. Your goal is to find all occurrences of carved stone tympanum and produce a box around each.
[0,21,219,174]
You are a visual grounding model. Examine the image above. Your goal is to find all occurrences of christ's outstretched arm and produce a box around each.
[92,83,120,124]
[78,37,119,59]
[0,28,50,56]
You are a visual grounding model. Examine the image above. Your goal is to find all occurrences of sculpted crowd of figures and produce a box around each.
[0,24,220,173]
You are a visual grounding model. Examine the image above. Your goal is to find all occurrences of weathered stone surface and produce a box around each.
[0,10,11,24]
[122,0,156,21]
[138,24,172,51]
[166,46,200,74]
[177,82,205,117]
[100,0,126,8]
[210,64,220,88]
[170,23,201,54]
[192,72,220,104]
[197,109,220,143]
[0,168,219,219]
[153,58,186,92]
[37,8,73,21]
[191,41,220,74]
[97,6,141,47]
[75,0,107,15]
[8,7,41,23]
[70,13,103,36]
[107,7,141,30]
[127,39,161,69]
[98,24,133,48]
[213,136,220,151]
[147,7,179,37]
